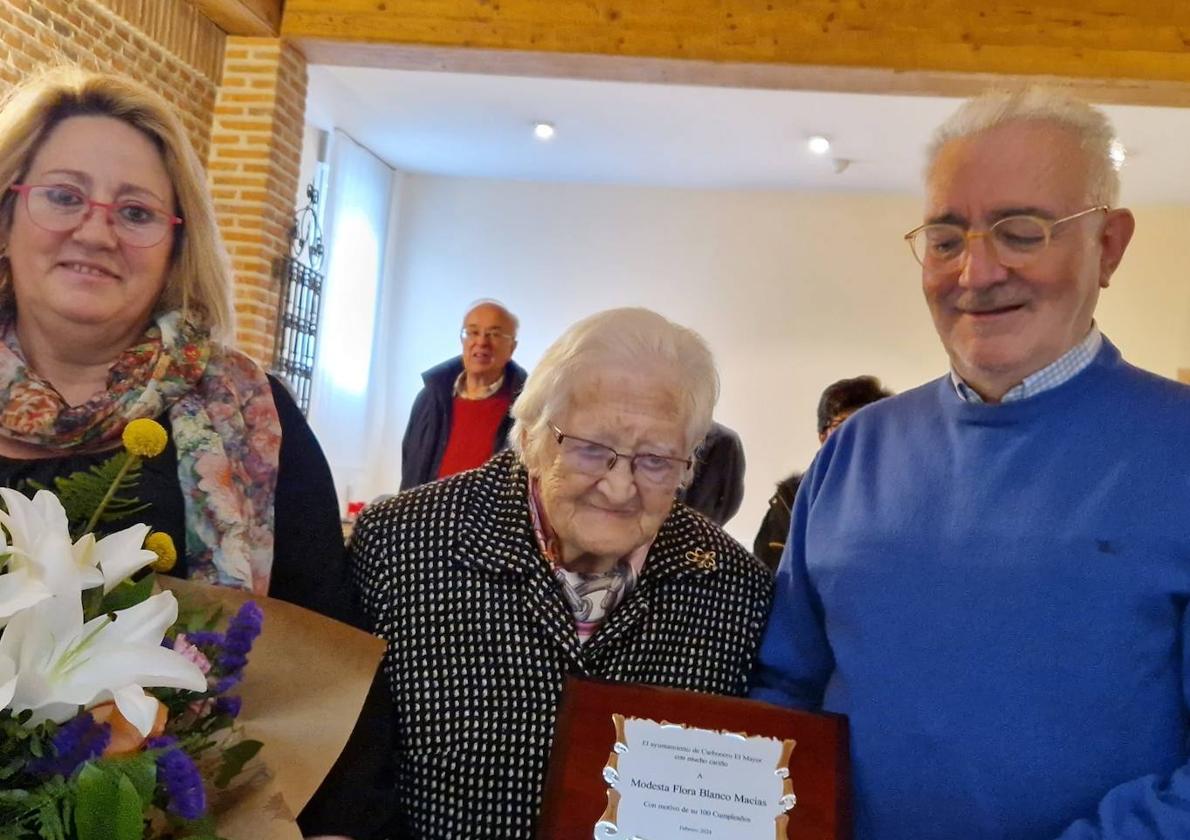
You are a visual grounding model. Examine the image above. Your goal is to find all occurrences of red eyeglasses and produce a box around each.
[10,183,182,248]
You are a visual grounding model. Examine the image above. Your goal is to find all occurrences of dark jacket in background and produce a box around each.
[752,472,802,572]
[399,355,529,490]
[681,421,746,526]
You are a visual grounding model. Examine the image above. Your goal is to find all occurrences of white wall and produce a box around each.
[296,123,322,211]
[376,175,1190,545]
[1099,205,1190,372]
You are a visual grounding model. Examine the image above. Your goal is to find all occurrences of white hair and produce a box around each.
[927,87,1119,207]
[510,307,718,473]
[463,298,519,337]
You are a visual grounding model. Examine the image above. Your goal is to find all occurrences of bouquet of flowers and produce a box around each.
[0,419,264,840]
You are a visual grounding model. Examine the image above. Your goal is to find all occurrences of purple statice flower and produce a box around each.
[147,735,206,820]
[27,713,111,779]
[217,652,248,674]
[213,672,243,694]
[216,601,262,674]
[183,630,225,648]
[213,695,242,719]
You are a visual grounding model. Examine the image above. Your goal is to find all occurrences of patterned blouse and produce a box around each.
[350,450,773,839]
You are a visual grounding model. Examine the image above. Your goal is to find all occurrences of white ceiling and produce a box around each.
[306,65,1190,204]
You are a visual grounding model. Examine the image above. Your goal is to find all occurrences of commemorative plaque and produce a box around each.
[538,677,850,840]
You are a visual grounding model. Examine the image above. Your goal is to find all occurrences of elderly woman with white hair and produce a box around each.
[350,307,772,839]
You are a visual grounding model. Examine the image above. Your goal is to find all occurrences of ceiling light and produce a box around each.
[807,135,831,155]
[533,122,556,141]
[1109,138,1127,170]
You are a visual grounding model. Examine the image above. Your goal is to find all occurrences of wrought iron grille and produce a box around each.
[271,182,325,414]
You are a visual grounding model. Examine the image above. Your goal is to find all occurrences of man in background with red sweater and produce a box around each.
[400,300,528,490]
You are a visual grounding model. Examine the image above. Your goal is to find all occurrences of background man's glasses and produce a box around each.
[460,328,515,342]
[903,205,1108,271]
[549,422,691,488]
[10,184,182,248]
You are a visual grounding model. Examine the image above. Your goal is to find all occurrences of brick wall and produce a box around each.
[209,37,307,364]
[0,0,222,161]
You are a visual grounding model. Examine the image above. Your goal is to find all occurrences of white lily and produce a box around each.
[0,561,52,627]
[0,489,159,615]
[0,652,15,710]
[0,487,75,553]
[0,488,89,627]
[0,488,104,584]
[0,590,206,734]
[71,523,157,594]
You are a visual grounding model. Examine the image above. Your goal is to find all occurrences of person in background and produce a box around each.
[399,298,528,489]
[0,68,390,839]
[680,419,746,526]
[352,307,772,839]
[752,375,892,570]
[752,88,1190,839]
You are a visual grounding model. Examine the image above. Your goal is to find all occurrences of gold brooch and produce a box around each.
[685,549,717,570]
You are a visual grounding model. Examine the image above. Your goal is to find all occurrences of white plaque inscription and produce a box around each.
[595,715,796,840]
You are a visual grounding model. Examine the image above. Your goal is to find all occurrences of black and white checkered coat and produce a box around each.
[350,450,773,839]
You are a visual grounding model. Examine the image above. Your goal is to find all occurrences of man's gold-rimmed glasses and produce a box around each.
[903,205,1108,271]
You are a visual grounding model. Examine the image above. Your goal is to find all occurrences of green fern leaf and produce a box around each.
[26,451,148,538]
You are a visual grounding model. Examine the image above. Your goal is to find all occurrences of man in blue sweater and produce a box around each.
[752,89,1190,839]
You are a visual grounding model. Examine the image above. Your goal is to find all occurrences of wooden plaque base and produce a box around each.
[538,676,851,840]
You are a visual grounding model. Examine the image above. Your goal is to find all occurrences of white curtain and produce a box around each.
[308,131,396,513]
[357,173,409,505]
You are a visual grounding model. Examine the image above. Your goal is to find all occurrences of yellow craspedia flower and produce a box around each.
[122,418,168,458]
[145,531,178,573]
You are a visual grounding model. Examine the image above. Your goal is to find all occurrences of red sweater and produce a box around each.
[436,392,513,479]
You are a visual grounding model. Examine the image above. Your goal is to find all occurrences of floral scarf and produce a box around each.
[0,311,281,594]
[527,477,650,644]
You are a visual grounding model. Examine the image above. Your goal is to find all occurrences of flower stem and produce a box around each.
[81,452,140,537]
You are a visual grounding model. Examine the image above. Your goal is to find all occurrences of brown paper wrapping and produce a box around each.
[158,577,386,840]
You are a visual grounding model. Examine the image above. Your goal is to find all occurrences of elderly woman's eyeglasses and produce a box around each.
[10,184,182,248]
[903,205,1108,271]
[460,328,515,342]
[549,423,691,488]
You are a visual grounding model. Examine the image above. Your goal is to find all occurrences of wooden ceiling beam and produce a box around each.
[189,0,282,37]
[281,1,1190,98]
[294,39,1190,109]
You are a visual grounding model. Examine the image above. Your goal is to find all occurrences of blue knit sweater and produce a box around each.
[752,339,1190,840]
